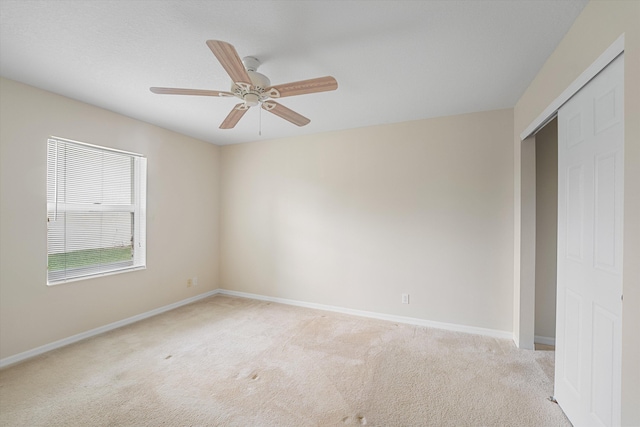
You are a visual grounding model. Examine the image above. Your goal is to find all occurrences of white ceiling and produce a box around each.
[0,0,588,146]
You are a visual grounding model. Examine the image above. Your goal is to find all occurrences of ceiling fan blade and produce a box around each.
[267,76,338,98]
[206,40,252,85]
[262,101,310,127]
[220,103,249,129]
[150,87,234,97]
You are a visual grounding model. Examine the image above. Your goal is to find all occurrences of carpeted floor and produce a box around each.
[0,295,570,426]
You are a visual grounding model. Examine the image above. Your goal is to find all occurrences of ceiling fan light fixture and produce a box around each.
[243,93,260,107]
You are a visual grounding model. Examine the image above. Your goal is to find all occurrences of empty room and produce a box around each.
[0,1,638,426]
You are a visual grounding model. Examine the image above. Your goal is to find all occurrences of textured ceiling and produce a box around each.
[0,0,588,145]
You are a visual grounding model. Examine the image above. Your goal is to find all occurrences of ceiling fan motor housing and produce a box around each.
[231,71,272,106]
[228,57,272,107]
[247,71,270,90]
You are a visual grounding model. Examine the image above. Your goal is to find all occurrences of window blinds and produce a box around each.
[46,138,146,284]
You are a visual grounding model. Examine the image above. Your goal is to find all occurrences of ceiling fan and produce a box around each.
[150,40,338,129]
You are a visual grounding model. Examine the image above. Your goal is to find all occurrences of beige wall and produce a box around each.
[220,109,514,333]
[513,1,640,424]
[0,77,220,359]
[534,118,557,341]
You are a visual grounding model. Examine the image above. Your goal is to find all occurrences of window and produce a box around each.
[46,137,146,284]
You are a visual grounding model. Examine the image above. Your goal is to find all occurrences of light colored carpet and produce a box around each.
[0,295,570,426]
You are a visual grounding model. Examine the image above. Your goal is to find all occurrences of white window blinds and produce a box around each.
[46,138,146,284]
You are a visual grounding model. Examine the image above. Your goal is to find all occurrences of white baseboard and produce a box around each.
[0,290,218,369]
[1,288,516,369]
[216,289,513,340]
[534,335,556,346]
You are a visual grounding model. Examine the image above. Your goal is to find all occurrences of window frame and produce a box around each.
[46,137,147,285]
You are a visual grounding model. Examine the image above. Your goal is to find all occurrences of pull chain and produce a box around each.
[259,104,262,136]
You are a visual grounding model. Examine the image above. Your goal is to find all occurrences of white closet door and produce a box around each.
[555,54,624,427]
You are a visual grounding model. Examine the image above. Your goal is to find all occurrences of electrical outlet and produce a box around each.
[187,278,192,288]
[192,276,198,287]
[402,293,409,304]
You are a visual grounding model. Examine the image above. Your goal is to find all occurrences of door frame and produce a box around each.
[515,34,625,351]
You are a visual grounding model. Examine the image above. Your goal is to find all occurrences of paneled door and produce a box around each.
[555,54,624,427]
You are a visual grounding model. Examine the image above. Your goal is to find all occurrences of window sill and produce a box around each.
[46,265,146,286]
